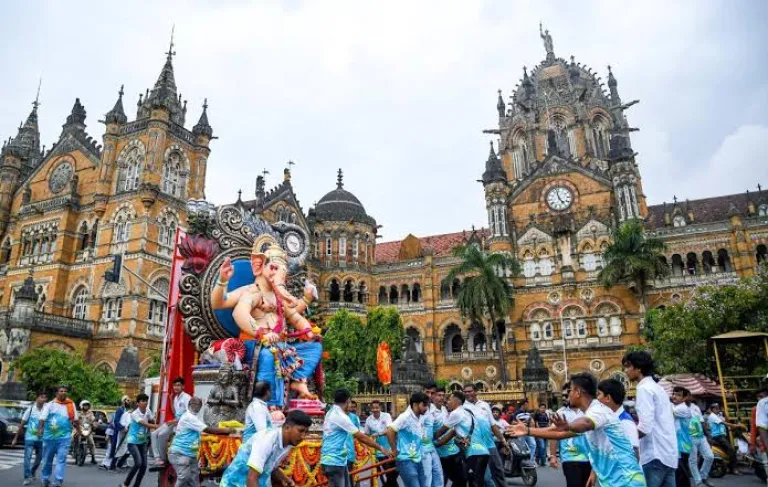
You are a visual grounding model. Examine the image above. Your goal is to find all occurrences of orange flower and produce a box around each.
[322,351,330,360]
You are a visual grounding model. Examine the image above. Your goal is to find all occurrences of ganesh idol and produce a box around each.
[210,233,322,406]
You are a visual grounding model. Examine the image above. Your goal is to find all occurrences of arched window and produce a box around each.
[543,322,553,339]
[592,117,611,160]
[702,251,715,274]
[473,332,487,352]
[717,249,733,273]
[412,283,421,303]
[378,286,387,304]
[511,131,529,179]
[163,151,183,197]
[451,279,461,298]
[597,317,609,337]
[329,279,340,302]
[104,297,122,320]
[443,323,463,354]
[389,285,399,305]
[400,284,411,303]
[118,147,143,192]
[113,211,131,244]
[158,215,177,248]
[450,335,463,353]
[562,319,574,339]
[686,252,698,275]
[671,254,684,277]
[530,323,541,341]
[595,302,621,337]
[72,286,89,320]
[357,282,367,304]
[343,280,354,303]
[576,319,587,338]
[538,250,553,276]
[148,277,169,330]
[79,222,90,251]
[549,117,571,158]
[0,240,10,264]
[610,316,623,336]
[757,244,768,264]
[759,204,768,217]
[440,281,451,300]
[673,215,686,228]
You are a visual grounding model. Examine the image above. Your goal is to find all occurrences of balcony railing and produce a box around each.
[19,253,54,266]
[436,299,456,309]
[444,350,500,362]
[652,272,739,289]
[397,302,425,313]
[327,302,366,313]
[32,311,94,338]
[524,275,553,287]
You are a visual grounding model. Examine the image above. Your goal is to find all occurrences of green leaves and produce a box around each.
[645,266,768,378]
[16,348,122,405]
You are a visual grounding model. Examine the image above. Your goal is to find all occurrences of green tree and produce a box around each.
[443,244,520,385]
[144,354,162,378]
[16,348,121,405]
[598,220,668,311]
[644,266,768,378]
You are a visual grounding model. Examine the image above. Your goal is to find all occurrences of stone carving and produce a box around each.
[205,363,245,425]
[49,161,73,193]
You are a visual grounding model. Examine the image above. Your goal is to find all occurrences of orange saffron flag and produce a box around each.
[377,342,392,385]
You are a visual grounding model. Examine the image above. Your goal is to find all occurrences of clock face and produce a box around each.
[285,233,302,255]
[49,162,73,193]
[546,186,573,211]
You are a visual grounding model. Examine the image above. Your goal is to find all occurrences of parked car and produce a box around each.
[0,404,27,447]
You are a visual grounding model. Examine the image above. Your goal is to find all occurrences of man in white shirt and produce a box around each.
[151,377,192,467]
[363,400,397,487]
[243,381,273,442]
[623,350,678,487]
[464,384,507,487]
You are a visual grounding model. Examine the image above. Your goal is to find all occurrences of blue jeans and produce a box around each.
[422,450,443,487]
[643,459,676,487]
[535,438,548,464]
[523,436,536,463]
[690,436,713,484]
[24,440,43,479]
[41,438,71,486]
[396,459,426,487]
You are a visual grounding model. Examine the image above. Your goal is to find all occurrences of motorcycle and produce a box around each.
[72,422,93,467]
[502,437,538,486]
[707,434,767,481]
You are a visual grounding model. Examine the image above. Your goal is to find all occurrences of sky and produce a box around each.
[1,0,767,242]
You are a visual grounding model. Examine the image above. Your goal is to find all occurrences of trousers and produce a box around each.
[151,423,176,463]
[689,436,713,484]
[396,459,426,487]
[562,461,592,487]
[169,452,200,487]
[643,459,677,487]
[23,440,43,480]
[465,454,489,487]
[440,453,466,487]
[125,443,148,487]
[422,450,444,487]
[41,438,71,486]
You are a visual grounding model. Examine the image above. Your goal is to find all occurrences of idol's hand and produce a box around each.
[265,332,280,344]
[220,257,234,281]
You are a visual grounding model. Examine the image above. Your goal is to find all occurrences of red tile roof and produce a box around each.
[375,229,489,264]
[646,192,768,229]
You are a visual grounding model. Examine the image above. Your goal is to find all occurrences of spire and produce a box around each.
[3,84,43,160]
[336,168,344,189]
[496,89,505,118]
[522,66,532,87]
[63,98,87,131]
[255,175,265,200]
[192,98,213,138]
[607,65,621,105]
[139,29,184,125]
[482,141,506,184]
[105,85,128,125]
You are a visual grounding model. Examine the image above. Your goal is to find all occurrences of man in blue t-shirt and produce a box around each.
[385,392,430,487]
[434,390,490,487]
[13,391,47,485]
[707,403,742,475]
[320,389,392,487]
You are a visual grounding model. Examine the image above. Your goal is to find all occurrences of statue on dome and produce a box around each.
[540,22,554,57]
[210,232,322,405]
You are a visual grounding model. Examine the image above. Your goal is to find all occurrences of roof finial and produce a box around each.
[33,77,42,110]
[337,168,344,189]
[759,183,763,193]
[496,89,505,117]
[261,168,270,179]
[202,97,208,112]
[237,189,242,201]
[118,84,124,99]
[165,25,177,61]
[673,195,678,204]
[539,22,555,59]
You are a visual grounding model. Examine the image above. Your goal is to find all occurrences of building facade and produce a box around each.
[0,42,213,394]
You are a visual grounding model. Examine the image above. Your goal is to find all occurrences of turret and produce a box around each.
[104,85,128,127]
[607,65,621,106]
[192,98,213,144]
[496,90,506,118]
[482,141,511,247]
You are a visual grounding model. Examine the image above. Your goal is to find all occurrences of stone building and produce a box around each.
[0,39,213,395]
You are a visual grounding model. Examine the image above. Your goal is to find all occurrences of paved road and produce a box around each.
[0,447,763,487]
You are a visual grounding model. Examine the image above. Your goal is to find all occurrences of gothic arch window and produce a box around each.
[411,283,421,303]
[757,244,768,264]
[378,286,387,304]
[163,151,183,198]
[759,204,768,217]
[158,214,178,248]
[118,147,143,192]
[400,284,411,303]
[79,222,90,251]
[717,249,733,272]
[90,219,99,249]
[591,115,611,159]
[104,297,122,320]
[468,322,487,352]
[72,286,89,320]
[673,215,686,228]
[149,277,169,332]
[0,239,10,264]
[406,327,422,353]
[113,210,131,244]
[443,323,463,354]
[343,279,354,302]
[389,285,399,305]
[686,252,698,275]
[549,117,571,158]
[530,323,542,341]
[357,281,367,304]
[702,251,715,273]
[511,131,529,179]
[329,279,340,302]
[671,254,684,277]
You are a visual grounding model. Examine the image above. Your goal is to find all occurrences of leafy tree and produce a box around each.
[16,348,121,405]
[644,266,768,378]
[322,306,404,390]
[598,220,668,311]
[144,354,162,378]
[443,244,521,385]
[322,370,359,404]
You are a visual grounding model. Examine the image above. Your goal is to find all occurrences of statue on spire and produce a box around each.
[539,22,555,59]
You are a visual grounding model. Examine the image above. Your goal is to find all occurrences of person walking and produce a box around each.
[433,387,465,487]
[463,384,507,487]
[151,377,192,467]
[39,385,79,487]
[623,350,678,487]
[120,393,158,487]
[168,397,234,487]
[219,409,312,487]
[435,390,490,487]
[102,395,131,471]
[549,382,592,487]
[320,389,391,487]
[671,387,693,487]
[532,403,550,466]
[364,400,397,487]
[242,381,273,443]
[687,394,714,487]
[422,383,445,487]
[385,392,430,487]
[507,373,646,487]
[707,403,742,475]
[13,391,47,485]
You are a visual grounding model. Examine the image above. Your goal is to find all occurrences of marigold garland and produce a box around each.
[199,434,241,472]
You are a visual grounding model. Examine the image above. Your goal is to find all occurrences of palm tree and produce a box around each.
[443,244,521,385]
[598,219,668,312]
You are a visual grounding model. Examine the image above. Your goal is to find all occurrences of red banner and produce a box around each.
[376,342,392,386]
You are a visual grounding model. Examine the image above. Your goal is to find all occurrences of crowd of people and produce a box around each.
[11,349,768,487]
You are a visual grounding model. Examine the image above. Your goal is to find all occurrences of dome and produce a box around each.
[313,169,376,225]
